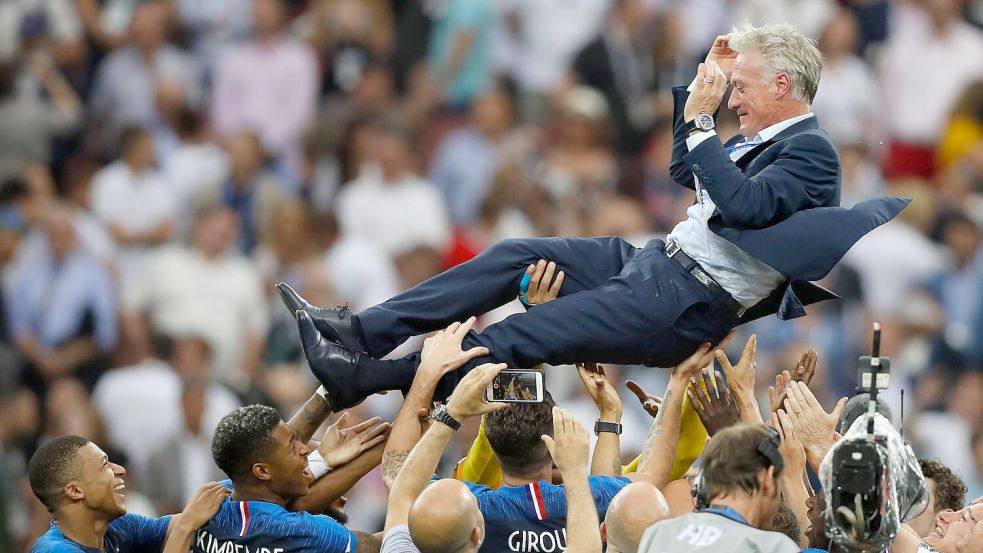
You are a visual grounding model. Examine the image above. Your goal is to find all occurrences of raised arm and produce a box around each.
[287,392,333,444]
[576,363,623,477]
[716,335,764,424]
[385,364,508,531]
[783,381,846,473]
[382,318,489,489]
[542,407,602,553]
[289,442,386,514]
[629,343,718,488]
[771,410,811,548]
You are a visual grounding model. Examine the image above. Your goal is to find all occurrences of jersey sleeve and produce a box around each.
[587,476,632,514]
[304,513,359,553]
[109,513,173,551]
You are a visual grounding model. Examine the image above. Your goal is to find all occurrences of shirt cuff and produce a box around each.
[686,130,717,151]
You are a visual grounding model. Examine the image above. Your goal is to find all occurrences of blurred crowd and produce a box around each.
[4,0,983,549]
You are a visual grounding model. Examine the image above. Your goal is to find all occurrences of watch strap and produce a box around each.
[432,405,462,431]
[594,420,623,435]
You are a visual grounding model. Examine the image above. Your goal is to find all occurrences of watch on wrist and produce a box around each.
[685,112,715,135]
[594,420,623,436]
[431,404,462,431]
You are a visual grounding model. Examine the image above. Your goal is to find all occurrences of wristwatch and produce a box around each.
[684,112,715,135]
[594,420,623,436]
[431,404,462,431]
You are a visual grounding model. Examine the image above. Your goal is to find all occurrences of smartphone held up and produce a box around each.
[484,370,545,403]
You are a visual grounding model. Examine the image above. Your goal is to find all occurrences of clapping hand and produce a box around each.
[687,368,740,437]
[541,406,591,476]
[782,381,847,470]
[319,412,391,469]
[768,349,818,414]
[771,409,806,476]
[683,59,729,123]
[577,363,623,420]
[521,259,565,306]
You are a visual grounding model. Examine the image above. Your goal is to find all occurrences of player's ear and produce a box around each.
[252,462,273,482]
[471,526,482,548]
[759,466,776,497]
[64,480,84,501]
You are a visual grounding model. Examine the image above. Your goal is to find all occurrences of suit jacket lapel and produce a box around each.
[731,115,822,170]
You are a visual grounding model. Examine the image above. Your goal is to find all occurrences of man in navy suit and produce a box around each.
[283,23,909,410]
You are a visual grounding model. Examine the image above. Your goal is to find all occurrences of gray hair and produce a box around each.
[728,23,823,104]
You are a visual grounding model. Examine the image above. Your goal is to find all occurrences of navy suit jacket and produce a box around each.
[669,86,909,322]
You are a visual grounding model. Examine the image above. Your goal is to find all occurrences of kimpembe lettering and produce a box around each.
[195,528,284,553]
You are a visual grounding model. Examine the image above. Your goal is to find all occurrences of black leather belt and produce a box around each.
[665,240,747,317]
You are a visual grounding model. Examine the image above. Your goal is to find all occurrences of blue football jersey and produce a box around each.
[463,476,630,553]
[31,513,172,553]
[191,493,357,553]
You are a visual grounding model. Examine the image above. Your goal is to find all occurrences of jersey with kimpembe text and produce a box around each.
[462,475,630,553]
[31,513,172,553]
[192,483,357,553]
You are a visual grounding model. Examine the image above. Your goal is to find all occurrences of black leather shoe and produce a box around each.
[277,282,367,355]
[296,310,366,410]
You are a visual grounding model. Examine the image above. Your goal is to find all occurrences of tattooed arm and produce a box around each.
[629,344,716,489]
[287,392,332,444]
[382,319,489,490]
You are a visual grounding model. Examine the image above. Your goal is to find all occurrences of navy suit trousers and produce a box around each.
[357,237,740,378]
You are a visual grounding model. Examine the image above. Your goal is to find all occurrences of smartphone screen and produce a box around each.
[486,371,543,402]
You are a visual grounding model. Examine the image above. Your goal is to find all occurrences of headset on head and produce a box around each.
[692,426,784,510]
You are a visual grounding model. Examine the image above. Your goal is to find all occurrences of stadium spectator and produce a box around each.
[88,126,177,287]
[121,204,267,391]
[195,130,288,254]
[879,0,983,179]
[0,56,81,180]
[210,0,319,177]
[144,377,227,515]
[7,204,116,392]
[427,0,492,108]
[335,117,450,256]
[571,0,656,155]
[88,1,202,151]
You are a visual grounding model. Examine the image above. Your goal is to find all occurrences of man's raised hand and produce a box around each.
[418,317,489,379]
[445,363,510,421]
[706,34,738,81]
[625,380,662,418]
[687,368,739,436]
[783,381,847,470]
[576,363,623,420]
[683,59,729,122]
[541,406,591,476]
[178,482,230,529]
[319,412,391,469]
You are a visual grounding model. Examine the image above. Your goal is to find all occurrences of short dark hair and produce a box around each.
[702,424,784,499]
[771,498,801,543]
[920,459,966,512]
[28,435,90,511]
[212,405,282,479]
[484,392,557,478]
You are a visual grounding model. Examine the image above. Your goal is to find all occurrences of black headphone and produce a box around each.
[692,426,784,510]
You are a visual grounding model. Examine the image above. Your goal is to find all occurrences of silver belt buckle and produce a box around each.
[665,241,680,257]
[691,267,714,288]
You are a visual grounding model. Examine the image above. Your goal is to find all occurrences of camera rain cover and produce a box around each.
[818,412,928,552]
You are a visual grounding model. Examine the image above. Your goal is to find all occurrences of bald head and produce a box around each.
[603,482,671,553]
[409,480,484,553]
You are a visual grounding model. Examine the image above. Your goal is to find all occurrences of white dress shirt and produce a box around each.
[666,114,814,306]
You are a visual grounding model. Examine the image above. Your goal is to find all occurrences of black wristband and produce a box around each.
[594,420,623,436]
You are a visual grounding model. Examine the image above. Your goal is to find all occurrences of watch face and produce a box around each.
[697,113,715,131]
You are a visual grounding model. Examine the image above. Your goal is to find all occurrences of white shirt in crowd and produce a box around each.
[879,5,983,144]
[163,141,230,236]
[811,55,879,146]
[92,359,240,480]
[665,113,815,307]
[324,235,400,312]
[336,167,451,256]
[124,245,268,389]
[89,160,178,286]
